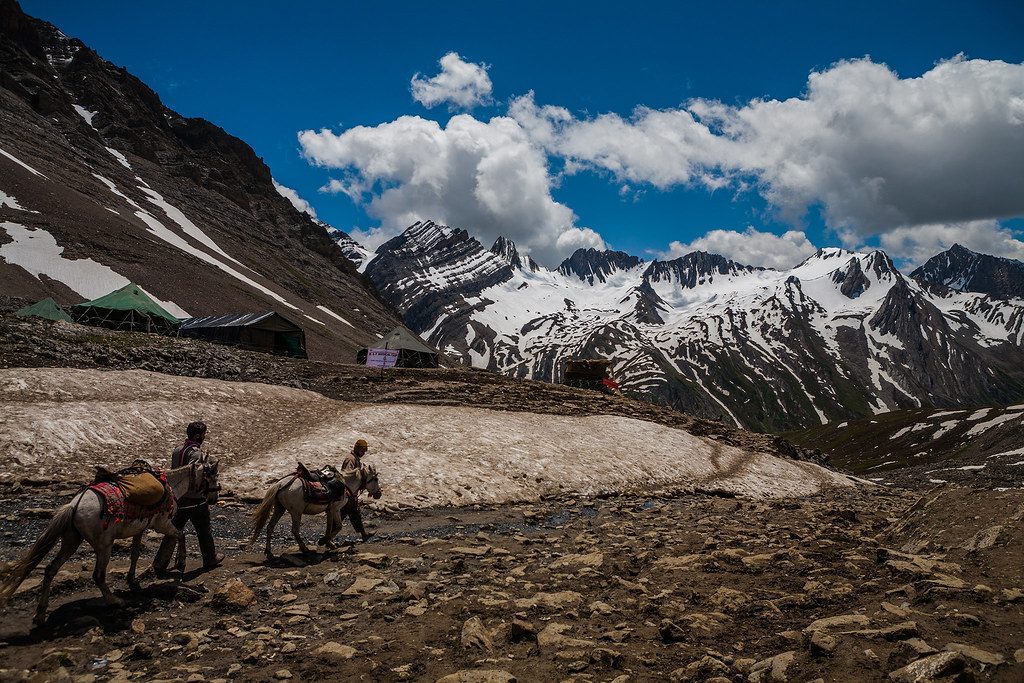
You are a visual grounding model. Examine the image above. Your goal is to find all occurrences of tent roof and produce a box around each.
[179,311,289,330]
[16,297,73,322]
[377,327,437,354]
[71,283,180,323]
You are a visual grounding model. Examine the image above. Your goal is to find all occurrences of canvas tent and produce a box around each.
[15,297,73,323]
[70,284,180,334]
[179,311,307,358]
[357,326,439,368]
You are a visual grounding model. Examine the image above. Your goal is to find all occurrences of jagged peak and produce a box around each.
[490,235,524,270]
[557,248,643,284]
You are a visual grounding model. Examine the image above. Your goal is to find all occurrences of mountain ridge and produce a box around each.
[0,0,403,360]
[347,221,1024,431]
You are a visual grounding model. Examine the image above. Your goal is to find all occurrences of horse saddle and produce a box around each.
[93,460,168,507]
[296,462,347,504]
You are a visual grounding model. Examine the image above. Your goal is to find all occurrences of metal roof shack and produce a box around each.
[179,311,307,358]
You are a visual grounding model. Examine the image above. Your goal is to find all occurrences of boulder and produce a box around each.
[435,671,516,683]
[315,642,357,664]
[461,617,493,650]
[210,579,256,611]
[888,652,965,682]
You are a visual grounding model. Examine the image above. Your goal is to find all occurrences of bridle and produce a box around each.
[183,456,221,505]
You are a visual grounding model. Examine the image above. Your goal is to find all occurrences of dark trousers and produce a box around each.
[344,501,366,536]
[153,501,217,569]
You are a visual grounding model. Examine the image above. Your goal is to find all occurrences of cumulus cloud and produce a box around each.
[511,56,1024,240]
[658,227,818,270]
[878,220,1024,267]
[299,55,1024,268]
[299,114,594,264]
[411,52,493,110]
[272,179,317,219]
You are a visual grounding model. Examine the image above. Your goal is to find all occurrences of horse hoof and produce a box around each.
[32,614,46,627]
[107,597,125,608]
[128,581,142,593]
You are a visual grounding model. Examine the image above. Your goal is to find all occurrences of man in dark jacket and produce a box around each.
[153,421,223,573]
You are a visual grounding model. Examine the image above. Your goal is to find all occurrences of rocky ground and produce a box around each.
[0,485,1022,682]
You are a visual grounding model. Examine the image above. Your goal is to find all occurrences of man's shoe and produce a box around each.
[202,553,225,569]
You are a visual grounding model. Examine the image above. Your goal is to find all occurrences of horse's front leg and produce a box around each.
[126,532,143,591]
[318,504,339,549]
[92,539,123,608]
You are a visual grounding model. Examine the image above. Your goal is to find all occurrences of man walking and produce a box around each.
[342,439,373,542]
[153,421,223,573]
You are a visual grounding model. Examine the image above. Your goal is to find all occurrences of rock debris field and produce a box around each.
[0,485,1022,682]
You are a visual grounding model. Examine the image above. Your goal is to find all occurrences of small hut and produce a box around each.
[70,283,180,334]
[179,311,307,358]
[357,327,439,368]
[16,297,73,322]
[562,358,618,394]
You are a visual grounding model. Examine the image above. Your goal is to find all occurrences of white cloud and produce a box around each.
[659,227,818,270]
[299,114,593,264]
[411,52,493,110]
[511,56,1024,241]
[272,179,317,219]
[878,220,1024,267]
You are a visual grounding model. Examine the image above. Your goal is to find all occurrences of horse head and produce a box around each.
[361,464,382,500]
[191,454,221,504]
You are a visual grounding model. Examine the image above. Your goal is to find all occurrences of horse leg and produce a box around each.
[290,510,310,554]
[264,503,285,560]
[33,529,82,626]
[318,505,337,548]
[92,541,123,608]
[127,533,143,591]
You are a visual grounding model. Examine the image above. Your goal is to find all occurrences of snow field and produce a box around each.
[0,369,853,507]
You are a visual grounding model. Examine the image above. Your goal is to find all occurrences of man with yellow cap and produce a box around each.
[343,438,369,472]
[341,439,373,541]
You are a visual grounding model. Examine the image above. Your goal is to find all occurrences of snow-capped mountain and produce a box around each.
[0,0,401,359]
[352,222,1024,431]
[912,244,1024,299]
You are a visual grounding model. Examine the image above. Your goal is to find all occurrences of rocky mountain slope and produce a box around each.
[913,244,1024,299]
[0,0,401,361]
[357,222,1024,432]
[786,404,1024,489]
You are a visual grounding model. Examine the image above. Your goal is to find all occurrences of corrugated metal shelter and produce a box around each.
[357,326,439,368]
[16,297,73,322]
[70,284,180,334]
[178,311,307,358]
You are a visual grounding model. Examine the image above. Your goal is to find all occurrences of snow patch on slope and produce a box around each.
[0,146,47,178]
[0,368,852,505]
[0,222,189,316]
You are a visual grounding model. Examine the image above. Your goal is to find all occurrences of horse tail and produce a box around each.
[248,479,283,546]
[0,502,76,605]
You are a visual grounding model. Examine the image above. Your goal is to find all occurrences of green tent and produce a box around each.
[15,297,74,323]
[70,283,180,334]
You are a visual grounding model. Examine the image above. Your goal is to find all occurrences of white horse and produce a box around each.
[0,457,219,626]
[249,464,381,559]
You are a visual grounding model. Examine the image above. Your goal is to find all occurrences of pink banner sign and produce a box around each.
[366,348,399,368]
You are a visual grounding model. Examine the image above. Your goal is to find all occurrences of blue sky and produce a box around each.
[23,1,1024,268]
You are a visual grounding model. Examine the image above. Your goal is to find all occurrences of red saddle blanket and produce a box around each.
[301,478,347,506]
[89,470,175,528]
